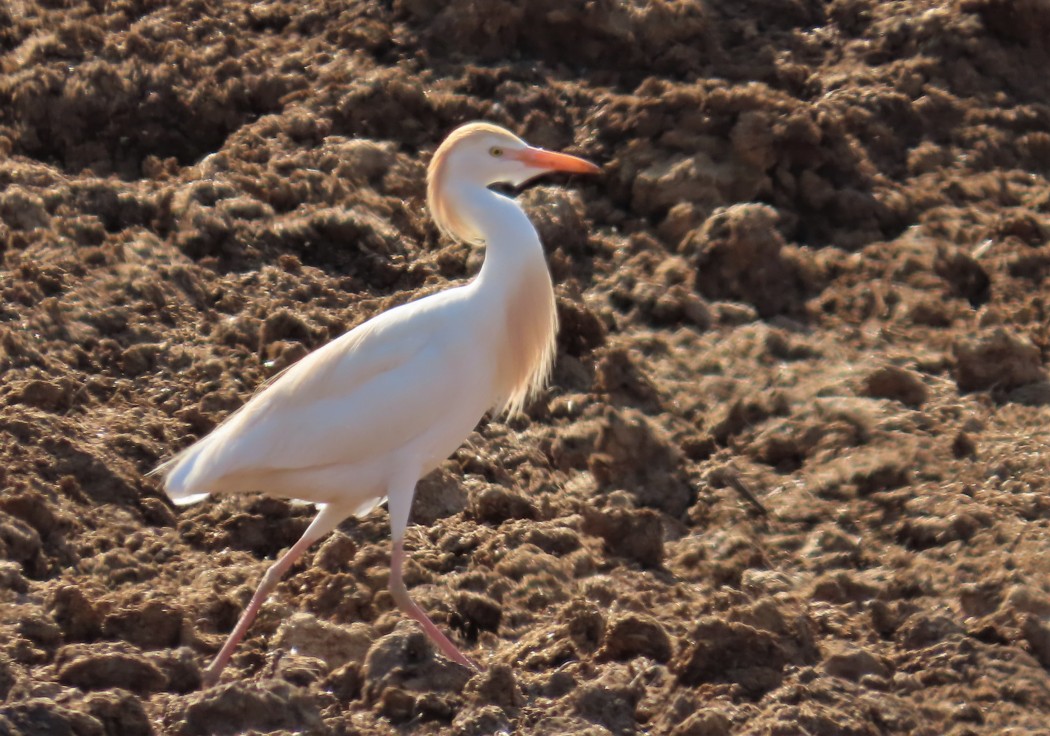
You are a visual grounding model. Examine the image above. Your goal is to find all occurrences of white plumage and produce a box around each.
[153,121,599,685]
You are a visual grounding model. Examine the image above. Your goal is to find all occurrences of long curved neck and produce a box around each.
[437,182,558,415]
[442,182,547,282]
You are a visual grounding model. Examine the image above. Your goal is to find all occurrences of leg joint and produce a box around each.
[261,561,285,588]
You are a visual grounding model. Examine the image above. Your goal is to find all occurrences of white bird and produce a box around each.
[154,122,600,686]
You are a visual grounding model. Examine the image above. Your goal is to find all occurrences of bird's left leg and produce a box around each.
[387,474,480,671]
[201,502,350,687]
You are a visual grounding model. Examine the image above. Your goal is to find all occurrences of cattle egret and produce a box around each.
[154,122,600,686]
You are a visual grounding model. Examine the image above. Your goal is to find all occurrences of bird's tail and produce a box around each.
[148,444,211,506]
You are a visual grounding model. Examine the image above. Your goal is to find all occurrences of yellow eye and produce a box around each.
[489,146,504,158]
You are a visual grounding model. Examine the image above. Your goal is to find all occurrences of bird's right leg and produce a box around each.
[387,475,480,671]
[201,502,349,687]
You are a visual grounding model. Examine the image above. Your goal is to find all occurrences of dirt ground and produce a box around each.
[1,0,1050,733]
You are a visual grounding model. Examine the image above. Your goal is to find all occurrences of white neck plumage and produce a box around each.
[433,182,558,416]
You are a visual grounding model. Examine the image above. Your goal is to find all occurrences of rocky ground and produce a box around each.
[1,0,1050,734]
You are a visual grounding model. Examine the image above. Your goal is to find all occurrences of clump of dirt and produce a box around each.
[953,327,1045,392]
[682,202,809,317]
[1,0,1050,733]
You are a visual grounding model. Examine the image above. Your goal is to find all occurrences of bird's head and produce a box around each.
[428,122,599,241]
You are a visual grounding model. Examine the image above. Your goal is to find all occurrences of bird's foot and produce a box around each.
[445,646,483,673]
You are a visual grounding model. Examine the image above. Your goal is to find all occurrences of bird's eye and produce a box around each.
[489,147,504,158]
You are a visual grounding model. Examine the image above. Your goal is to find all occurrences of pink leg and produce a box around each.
[201,504,348,687]
[390,539,480,672]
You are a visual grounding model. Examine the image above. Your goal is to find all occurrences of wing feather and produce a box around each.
[159,287,481,499]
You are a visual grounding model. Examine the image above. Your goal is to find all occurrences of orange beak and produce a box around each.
[514,147,601,175]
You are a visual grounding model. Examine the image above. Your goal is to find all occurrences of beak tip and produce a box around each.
[519,147,601,175]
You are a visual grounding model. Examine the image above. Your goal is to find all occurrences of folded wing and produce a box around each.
[158,288,481,502]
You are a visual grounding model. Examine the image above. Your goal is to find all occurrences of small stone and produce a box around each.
[1009,381,1050,406]
[633,153,721,218]
[416,691,457,722]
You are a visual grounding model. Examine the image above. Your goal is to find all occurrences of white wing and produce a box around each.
[160,286,487,500]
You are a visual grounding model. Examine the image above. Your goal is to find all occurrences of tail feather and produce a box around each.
[169,491,211,506]
[149,442,211,506]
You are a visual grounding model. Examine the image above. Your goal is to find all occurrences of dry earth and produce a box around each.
[2,0,1050,734]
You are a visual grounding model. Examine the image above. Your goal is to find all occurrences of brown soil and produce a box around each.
[2,0,1050,734]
